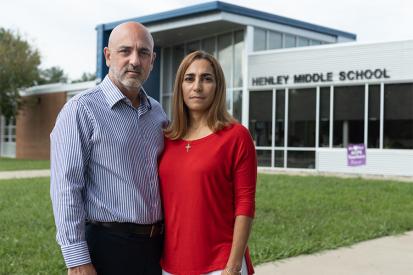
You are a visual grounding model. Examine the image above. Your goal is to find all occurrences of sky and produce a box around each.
[1,0,412,80]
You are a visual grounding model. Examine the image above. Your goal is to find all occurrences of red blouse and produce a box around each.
[159,123,257,275]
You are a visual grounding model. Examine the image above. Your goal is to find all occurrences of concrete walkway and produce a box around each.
[255,231,413,275]
[0,169,50,179]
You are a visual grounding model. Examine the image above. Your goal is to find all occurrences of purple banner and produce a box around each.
[347,144,366,166]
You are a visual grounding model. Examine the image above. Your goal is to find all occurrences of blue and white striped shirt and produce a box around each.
[50,75,167,268]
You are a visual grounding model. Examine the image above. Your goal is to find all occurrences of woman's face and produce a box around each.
[182,59,217,116]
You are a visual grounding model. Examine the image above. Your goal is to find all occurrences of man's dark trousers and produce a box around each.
[85,222,163,275]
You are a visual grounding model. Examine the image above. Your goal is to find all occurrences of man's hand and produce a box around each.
[68,263,97,275]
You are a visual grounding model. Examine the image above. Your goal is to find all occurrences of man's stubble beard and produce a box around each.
[111,67,146,93]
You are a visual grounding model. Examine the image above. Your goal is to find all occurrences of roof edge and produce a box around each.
[96,1,356,40]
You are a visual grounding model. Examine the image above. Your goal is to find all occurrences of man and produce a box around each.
[50,22,167,275]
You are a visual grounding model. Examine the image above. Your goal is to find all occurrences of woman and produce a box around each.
[159,50,257,275]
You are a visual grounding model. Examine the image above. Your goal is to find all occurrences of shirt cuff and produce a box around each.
[61,241,91,268]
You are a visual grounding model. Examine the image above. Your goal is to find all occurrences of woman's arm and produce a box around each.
[223,215,253,275]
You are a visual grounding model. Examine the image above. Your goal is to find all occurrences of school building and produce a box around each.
[2,1,412,176]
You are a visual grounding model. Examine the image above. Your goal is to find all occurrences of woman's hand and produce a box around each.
[221,266,242,275]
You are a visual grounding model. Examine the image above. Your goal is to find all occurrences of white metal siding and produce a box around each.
[318,149,413,176]
[249,40,413,88]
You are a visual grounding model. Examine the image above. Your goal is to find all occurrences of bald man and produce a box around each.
[50,22,167,275]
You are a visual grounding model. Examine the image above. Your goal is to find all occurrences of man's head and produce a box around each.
[104,22,156,94]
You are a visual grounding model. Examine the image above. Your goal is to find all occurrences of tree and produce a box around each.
[71,72,96,83]
[0,27,41,119]
[38,66,68,84]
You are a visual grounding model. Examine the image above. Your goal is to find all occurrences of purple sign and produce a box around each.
[347,144,366,166]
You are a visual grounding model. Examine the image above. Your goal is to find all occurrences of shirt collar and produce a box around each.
[100,75,152,110]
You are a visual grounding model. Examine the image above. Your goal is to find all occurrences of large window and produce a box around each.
[288,88,316,147]
[253,27,325,52]
[275,90,285,147]
[201,37,216,56]
[368,85,380,148]
[284,34,296,48]
[287,151,315,169]
[161,31,244,119]
[253,28,266,51]
[250,82,413,170]
[1,117,15,143]
[249,90,272,147]
[333,86,365,147]
[384,83,413,149]
[268,31,282,50]
[319,87,330,147]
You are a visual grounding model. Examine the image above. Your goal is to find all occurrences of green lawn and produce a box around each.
[1,175,413,274]
[0,157,50,171]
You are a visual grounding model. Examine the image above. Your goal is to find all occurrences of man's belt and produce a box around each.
[88,220,164,238]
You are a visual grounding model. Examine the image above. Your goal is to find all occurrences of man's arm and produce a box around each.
[50,99,93,269]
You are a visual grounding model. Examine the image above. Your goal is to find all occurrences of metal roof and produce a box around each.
[97,1,356,39]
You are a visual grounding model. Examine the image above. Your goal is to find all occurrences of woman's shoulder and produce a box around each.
[221,123,253,140]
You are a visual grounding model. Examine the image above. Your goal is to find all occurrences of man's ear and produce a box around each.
[151,51,156,66]
[104,47,111,67]
[148,51,156,72]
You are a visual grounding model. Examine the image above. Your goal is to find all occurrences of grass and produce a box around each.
[0,157,50,171]
[250,174,413,264]
[1,175,413,274]
[0,178,64,275]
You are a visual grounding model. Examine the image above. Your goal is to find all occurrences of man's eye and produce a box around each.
[140,51,151,57]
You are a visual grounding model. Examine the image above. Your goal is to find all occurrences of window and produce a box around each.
[161,31,245,118]
[368,85,380,148]
[383,83,413,149]
[333,86,365,147]
[268,31,282,49]
[201,37,216,57]
[319,87,330,147]
[172,44,185,79]
[310,40,322,46]
[186,41,200,54]
[298,37,310,46]
[274,150,284,167]
[162,47,172,94]
[288,88,316,147]
[218,33,233,89]
[233,31,244,88]
[254,28,318,51]
[233,90,242,122]
[253,28,266,51]
[275,90,285,147]
[287,151,315,169]
[257,150,271,167]
[2,117,16,143]
[249,91,273,147]
[284,34,296,48]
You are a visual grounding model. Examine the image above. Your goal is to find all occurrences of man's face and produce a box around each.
[104,28,155,93]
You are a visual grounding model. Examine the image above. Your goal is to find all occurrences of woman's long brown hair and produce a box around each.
[164,50,235,140]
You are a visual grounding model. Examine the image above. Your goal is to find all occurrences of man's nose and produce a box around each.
[129,51,141,67]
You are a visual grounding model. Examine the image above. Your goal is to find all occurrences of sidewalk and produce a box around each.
[255,231,413,275]
[0,169,50,179]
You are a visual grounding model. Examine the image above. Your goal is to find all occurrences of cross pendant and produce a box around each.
[185,143,191,152]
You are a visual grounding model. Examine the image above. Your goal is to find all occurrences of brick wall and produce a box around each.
[16,92,67,159]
